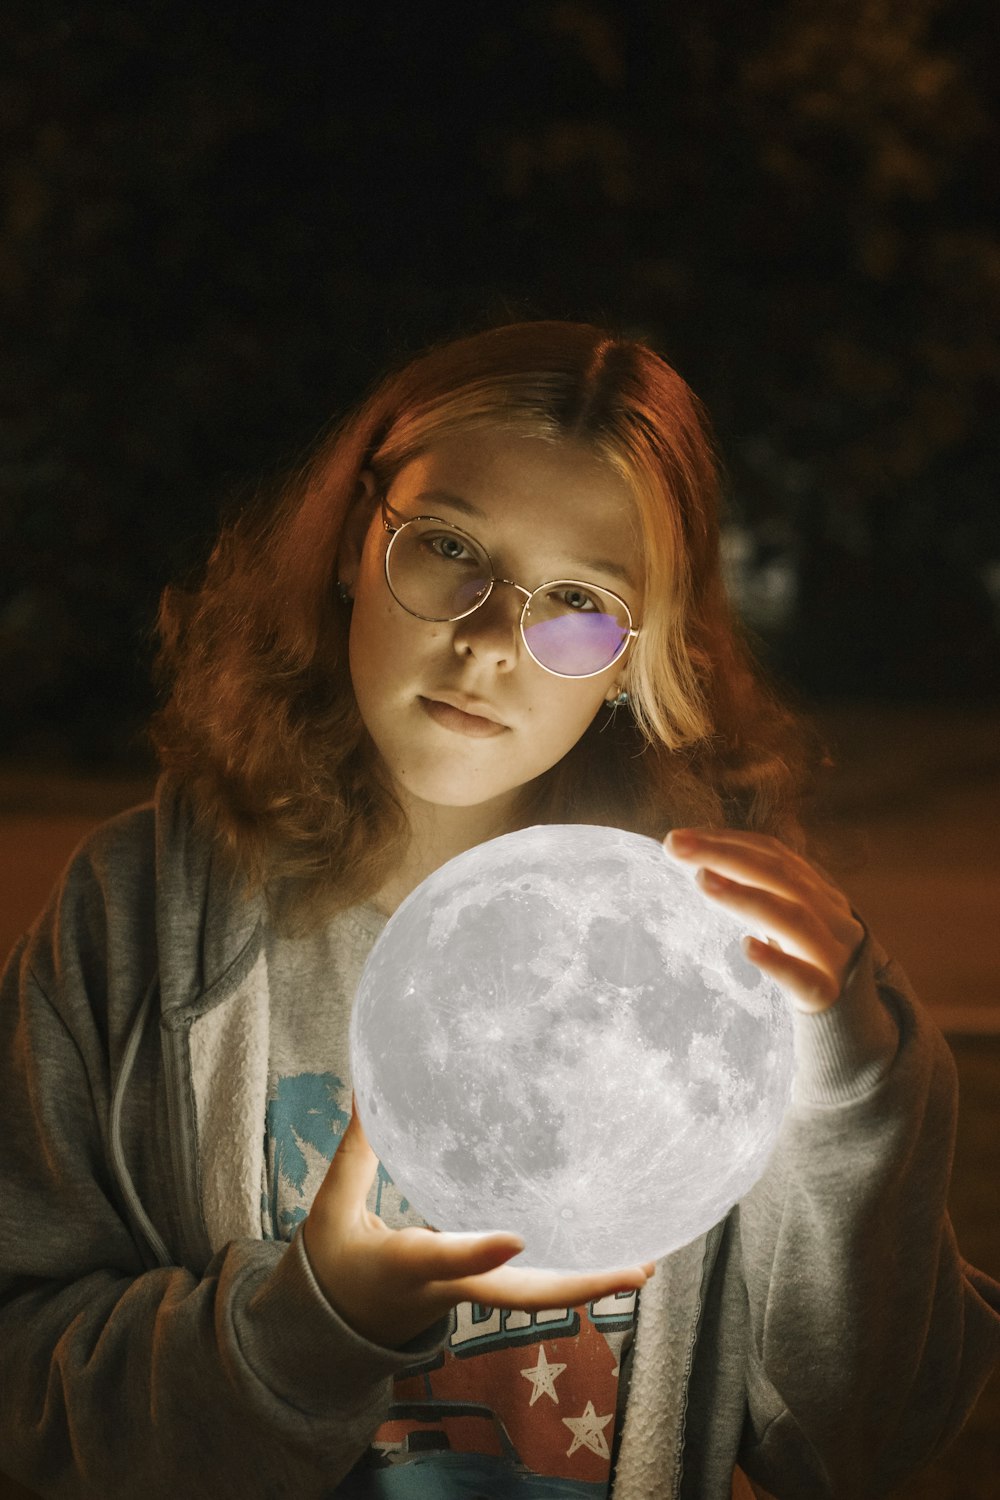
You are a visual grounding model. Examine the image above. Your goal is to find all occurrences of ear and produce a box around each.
[336,470,381,589]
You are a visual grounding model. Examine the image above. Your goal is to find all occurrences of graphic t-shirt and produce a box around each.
[261,907,638,1498]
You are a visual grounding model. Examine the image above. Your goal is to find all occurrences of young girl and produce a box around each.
[1,321,997,1500]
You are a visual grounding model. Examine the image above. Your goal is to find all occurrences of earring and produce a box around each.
[336,580,353,606]
[605,689,630,708]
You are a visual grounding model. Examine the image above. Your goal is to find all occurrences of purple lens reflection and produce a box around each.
[524,613,626,675]
[453,577,492,612]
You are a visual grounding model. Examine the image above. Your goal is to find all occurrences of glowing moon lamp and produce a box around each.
[349,825,795,1272]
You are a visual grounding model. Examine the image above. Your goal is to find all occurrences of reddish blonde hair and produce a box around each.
[152,321,828,928]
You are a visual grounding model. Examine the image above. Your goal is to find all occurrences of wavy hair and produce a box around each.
[152,321,830,929]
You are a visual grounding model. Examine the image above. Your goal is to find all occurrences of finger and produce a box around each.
[695,868,831,965]
[449,1259,654,1313]
[404,1229,527,1282]
[742,935,840,1013]
[668,826,786,856]
[666,829,822,902]
[319,1093,381,1205]
[695,867,862,983]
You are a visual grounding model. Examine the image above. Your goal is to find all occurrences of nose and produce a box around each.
[450,579,526,669]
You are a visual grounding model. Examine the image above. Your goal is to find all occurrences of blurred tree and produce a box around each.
[1,3,280,762]
[734,0,1000,694]
[477,0,1000,695]
[1,0,997,766]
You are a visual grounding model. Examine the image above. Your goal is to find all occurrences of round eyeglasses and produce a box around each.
[381,498,640,679]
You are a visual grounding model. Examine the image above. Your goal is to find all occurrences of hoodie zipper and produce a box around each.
[161,1011,214,1269]
[109,976,172,1267]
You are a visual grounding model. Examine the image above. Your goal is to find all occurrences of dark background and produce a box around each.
[3,0,999,769]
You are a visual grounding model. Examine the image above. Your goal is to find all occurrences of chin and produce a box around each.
[386,752,518,806]
[402,778,513,810]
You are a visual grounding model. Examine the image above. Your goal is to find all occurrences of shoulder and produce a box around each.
[8,775,261,1052]
[21,798,155,947]
[70,797,159,889]
[19,778,202,1005]
[46,774,213,909]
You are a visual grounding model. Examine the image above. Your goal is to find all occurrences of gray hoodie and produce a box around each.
[1,777,998,1500]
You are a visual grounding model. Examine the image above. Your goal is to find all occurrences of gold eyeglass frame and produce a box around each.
[380,496,641,681]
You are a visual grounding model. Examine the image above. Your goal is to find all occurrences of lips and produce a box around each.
[419,697,509,738]
[422,692,506,727]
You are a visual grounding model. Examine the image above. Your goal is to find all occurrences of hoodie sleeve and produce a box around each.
[735,924,1000,1498]
[0,810,451,1500]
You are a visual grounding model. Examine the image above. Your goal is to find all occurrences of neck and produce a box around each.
[371,789,519,918]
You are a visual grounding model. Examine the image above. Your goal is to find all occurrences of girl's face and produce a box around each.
[339,427,643,832]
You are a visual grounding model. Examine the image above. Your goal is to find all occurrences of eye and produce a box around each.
[423,533,474,562]
[550,587,603,613]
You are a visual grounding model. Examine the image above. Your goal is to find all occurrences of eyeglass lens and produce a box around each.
[387,520,630,676]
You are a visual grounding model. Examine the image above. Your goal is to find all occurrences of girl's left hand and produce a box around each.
[665,828,865,1015]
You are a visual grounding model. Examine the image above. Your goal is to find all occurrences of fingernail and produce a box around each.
[666,830,695,853]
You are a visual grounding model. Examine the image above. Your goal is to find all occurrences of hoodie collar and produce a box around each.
[153,776,265,1027]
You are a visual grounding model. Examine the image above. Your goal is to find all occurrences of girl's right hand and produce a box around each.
[302,1094,656,1350]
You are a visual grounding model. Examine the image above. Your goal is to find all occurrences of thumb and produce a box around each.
[317,1092,379,1208]
[419,1229,526,1280]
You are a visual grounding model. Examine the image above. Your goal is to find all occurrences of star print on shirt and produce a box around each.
[562,1399,615,1460]
[519,1345,568,1406]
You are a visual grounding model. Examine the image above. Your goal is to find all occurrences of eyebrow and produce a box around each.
[407,490,637,592]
